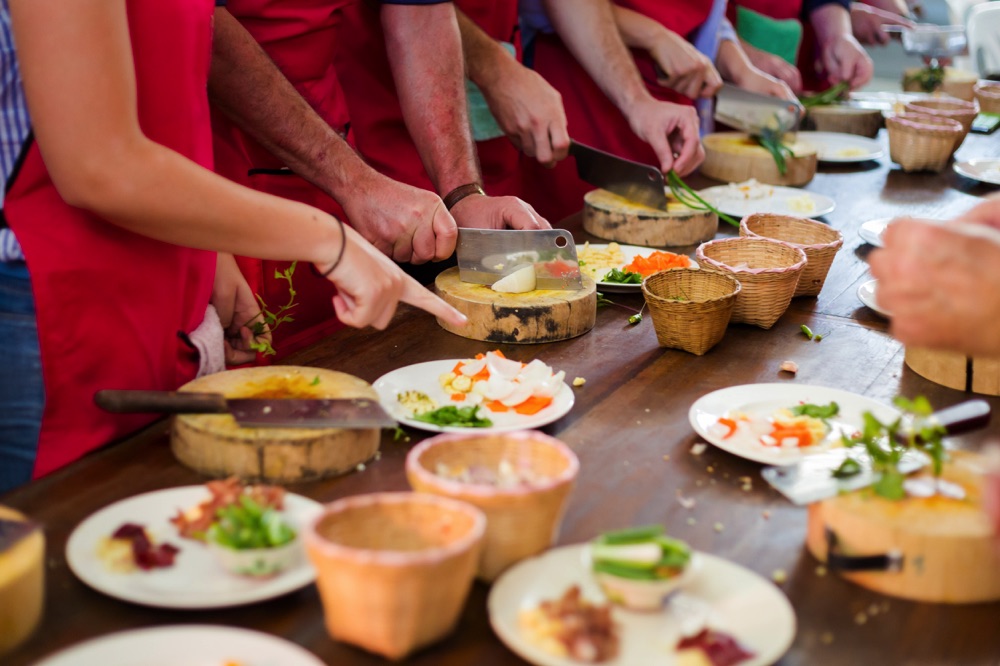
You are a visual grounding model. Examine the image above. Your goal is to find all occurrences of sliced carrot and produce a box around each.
[451,393,466,402]
[470,368,490,382]
[623,251,691,277]
[514,395,553,415]
[767,424,815,447]
[452,361,464,375]
[484,400,510,413]
[492,349,506,359]
[717,417,738,439]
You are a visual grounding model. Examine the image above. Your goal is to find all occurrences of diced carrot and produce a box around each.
[452,361,464,374]
[451,393,466,402]
[717,417,738,439]
[492,349,506,359]
[514,395,553,415]
[484,400,510,413]
[471,368,490,382]
[767,424,815,447]
[623,251,691,277]
[475,353,485,360]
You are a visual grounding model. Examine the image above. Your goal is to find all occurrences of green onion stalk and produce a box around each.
[666,170,739,228]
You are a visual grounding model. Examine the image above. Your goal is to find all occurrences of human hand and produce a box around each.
[851,2,914,46]
[730,66,799,102]
[449,193,550,230]
[211,253,267,365]
[626,99,704,176]
[320,224,467,330]
[819,34,874,88]
[741,42,803,94]
[869,218,1000,356]
[861,0,912,17]
[650,29,722,100]
[481,57,570,167]
[341,171,457,265]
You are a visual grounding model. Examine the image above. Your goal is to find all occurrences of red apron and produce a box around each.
[5,0,218,478]
[213,0,346,359]
[524,0,711,223]
[330,0,524,198]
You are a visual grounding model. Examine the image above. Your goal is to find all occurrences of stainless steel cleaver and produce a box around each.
[455,228,584,290]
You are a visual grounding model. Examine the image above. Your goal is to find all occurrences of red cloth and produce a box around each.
[5,0,218,477]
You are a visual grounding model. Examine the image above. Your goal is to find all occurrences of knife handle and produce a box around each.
[930,399,991,439]
[94,390,229,415]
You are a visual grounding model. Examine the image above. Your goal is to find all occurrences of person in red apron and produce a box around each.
[0,0,464,491]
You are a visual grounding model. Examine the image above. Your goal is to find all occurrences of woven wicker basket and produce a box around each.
[695,238,806,329]
[739,213,844,297]
[974,81,1000,114]
[886,113,963,173]
[903,97,978,151]
[405,430,578,582]
[305,492,485,660]
[641,268,741,355]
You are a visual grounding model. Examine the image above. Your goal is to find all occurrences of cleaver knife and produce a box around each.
[568,140,668,210]
[95,389,396,429]
[715,83,804,136]
[456,228,584,290]
[762,399,991,505]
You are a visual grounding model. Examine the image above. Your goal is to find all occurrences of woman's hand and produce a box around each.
[211,253,267,365]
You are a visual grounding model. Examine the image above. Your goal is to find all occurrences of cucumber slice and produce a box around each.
[590,542,662,565]
[596,524,664,545]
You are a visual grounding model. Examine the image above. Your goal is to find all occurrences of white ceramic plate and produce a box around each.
[688,383,900,466]
[698,185,835,218]
[66,486,322,609]
[858,217,890,247]
[797,131,884,163]
[488,544,795,666]
[857,279,890,318]
[374,359,574,433]
[954,159,1000,186]
[33,625,326,666]
[576,243,698,293]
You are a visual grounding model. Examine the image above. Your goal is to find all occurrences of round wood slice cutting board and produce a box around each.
[582,189,718,247]
[701,132,818,187]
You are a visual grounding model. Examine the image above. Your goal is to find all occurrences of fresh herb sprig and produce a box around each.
[207,495,296,550]
[602,268,643,284]
[756,127,796,176]
[667,170,739,227]
[799,81,850,108]
[242,262,299,357]
[596,292,645,325]
[791,402,840,420]
[903,64,944,93]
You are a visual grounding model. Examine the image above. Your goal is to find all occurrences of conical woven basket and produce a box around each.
[405,430,578,582]
[886,113,963,173]
[974,81,1000,114]
[695,238,806,329]
[641,268,741,355]
[739,213,844,297]
[903,97,978,151]
[305,492,485,660]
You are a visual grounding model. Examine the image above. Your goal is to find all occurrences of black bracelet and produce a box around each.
[442,182,485,211]
[312,218,347,279]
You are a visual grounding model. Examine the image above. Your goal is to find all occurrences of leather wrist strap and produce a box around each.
[311,218,347,279]
[443,182,485,211]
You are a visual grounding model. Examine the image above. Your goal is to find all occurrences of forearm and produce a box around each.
[208,9,376,200]
[382,4,479,193]
[543,0,650,110]
[612,4,669,52]
[715,39,752,82]
[810,3,854,47]
[457,8,516,91]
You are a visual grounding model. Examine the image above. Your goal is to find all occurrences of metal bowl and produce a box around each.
[886,24,968,59]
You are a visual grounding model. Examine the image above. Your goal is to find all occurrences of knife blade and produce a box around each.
[455,228,584,290]
[94,389,396,429]
[568,140,668,210]
[761,400,991,505]
[715,83,804,136]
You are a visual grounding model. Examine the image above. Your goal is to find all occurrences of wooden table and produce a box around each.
[5,132,1000,666]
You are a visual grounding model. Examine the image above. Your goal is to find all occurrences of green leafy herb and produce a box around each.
[799,81,850,108]
[412,405,493,428]
[903,65,944,93]
[667,170,739,227]
[596,292,645,326]
[393,425,410,442]
[310,375,321,386]
[596,292,614,308]
[602,268,643,284]
[791,402,840,419]
[756,127,796,176]
[242,262,299,357]
[831,456,862,479]
[207,495,296,550]
[628,312,643,325]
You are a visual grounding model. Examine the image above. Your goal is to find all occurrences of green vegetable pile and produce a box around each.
[412,404,493,428]
[790,401,839,420]
[799,81,850,108]
[207,495,296,551]
[590,525,690,580]
[602,268,643,284]
[667,170,739,228]
[903,65,944,93]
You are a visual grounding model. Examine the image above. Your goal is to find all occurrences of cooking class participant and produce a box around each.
[728,0,885,94]
[0,0,466,493]
[213,1,549,358]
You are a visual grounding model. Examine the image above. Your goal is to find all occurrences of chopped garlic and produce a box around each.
[572,377,586,387]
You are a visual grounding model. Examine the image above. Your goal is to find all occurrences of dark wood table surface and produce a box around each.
[6,132,1000,666]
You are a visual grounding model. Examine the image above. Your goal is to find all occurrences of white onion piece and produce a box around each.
[519,359,552,384]
[533,370,565,398]
[484,375,516,401]
[486,353,523,380]
[459,358,486,376]
[491,265,536,293]
[500,383,535,407]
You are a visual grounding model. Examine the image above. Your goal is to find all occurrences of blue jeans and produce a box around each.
[0,261,43,494]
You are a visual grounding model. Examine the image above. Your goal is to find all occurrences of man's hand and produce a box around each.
[450,193,550,230]
[649,30,722,100]
[741,41,803,94]
[819,34,874,88]
[851,2,914,46]
[626,99,703,176]
[479,56,570,168]
[869,218,1000,356]
[212,253,267,365]
[341,170,457,265]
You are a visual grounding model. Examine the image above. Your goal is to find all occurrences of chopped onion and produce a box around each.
[491,265,536,293]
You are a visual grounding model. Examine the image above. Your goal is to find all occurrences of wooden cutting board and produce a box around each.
[434,267,596,344]
[582,189,718,247]
[0,506,44,657]
[171,366,381,482]
[701,132,817,187]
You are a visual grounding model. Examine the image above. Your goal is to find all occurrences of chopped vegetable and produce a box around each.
[207,495,296,551]
[799,81,850,108]
[717,417,738,439]
[491,265,536,293]
[412,405,493,428]
[903,65,944,93]
[756,127,796,176]
[622,251,691,277]
[800,324,815,340]
[790,402,839,419]
[591,525,691,580]
[602,268,643,284]
[667,170,740,227]
[831,457,862,479]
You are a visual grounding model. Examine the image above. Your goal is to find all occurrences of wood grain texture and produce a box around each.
[582,189,718,247]
[701,132,818,186]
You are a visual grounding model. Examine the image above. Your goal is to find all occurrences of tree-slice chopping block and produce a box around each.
[701,132,818,187]
[434,267,596,344]
[0,506,44,657]
[905,346,1000,396]
[806,451,1000,603]
[171,366,380,483]
[806,105,883,138]
[582,189,718,247]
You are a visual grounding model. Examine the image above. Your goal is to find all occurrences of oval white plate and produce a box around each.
[954,159,1000,186]
[797,131,884,163]
[34,625,326,666]
[698,185,835,218]
[857,279,891,318]
[66,486,322,609]
[374,359,574,433]
[688,383,899,466]
[577,243,698,293]
[488,544,795,666]
[858,217,890,247]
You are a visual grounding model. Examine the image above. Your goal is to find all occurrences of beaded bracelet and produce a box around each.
[311,218,347,279]
[442,182,485,211]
